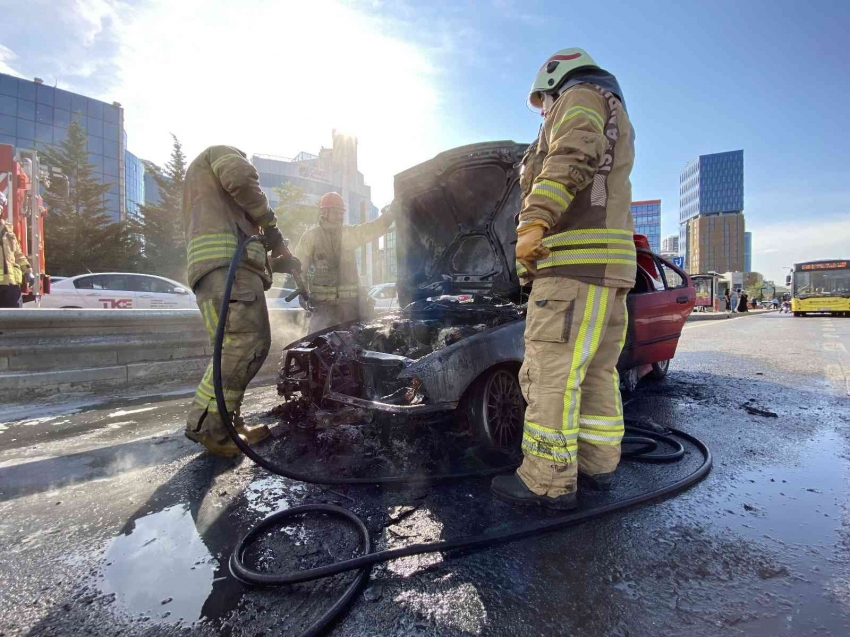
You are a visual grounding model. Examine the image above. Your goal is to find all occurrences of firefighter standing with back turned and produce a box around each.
[183,146,300,457]
[295,192,395,333]
[491,48,636,510]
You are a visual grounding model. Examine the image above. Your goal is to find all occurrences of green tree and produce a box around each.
[272,182,319,250]
[138,135,187,282]
[42,118,141,276]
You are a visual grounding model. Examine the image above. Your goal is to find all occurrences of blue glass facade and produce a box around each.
[0,73,125,222]
[143,169,162,206]
[125,150,145,220]
[630,200,661,252]
[744,231,752,272]
[679,149,744,265]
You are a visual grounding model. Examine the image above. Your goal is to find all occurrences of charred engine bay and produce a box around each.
[278,295,524,410]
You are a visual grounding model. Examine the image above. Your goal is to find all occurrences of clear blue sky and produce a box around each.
[371,0,850,281]
[2,0,848,282]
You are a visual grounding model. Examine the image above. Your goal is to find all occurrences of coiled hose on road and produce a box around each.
[213,237,713,637]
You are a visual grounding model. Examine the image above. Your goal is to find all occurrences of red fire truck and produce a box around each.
[0,143,53,302]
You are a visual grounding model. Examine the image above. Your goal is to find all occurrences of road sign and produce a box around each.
[672,256,685,269]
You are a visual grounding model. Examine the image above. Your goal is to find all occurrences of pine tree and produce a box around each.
[42,118,140,276]
[138,135,187,283]
[272,182,320,249]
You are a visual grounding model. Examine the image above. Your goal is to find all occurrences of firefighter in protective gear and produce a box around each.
[183,145,299,457]
[491,48,636,510]
[0,221,32,308]
[294,192,395,333]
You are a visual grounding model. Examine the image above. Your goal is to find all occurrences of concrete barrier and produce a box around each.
[0,308,305,403]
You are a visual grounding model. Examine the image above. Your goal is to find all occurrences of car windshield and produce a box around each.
[794,269,850,298]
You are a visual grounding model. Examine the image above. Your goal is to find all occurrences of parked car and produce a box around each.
[265,286,303,309]
[26,273,195,309]
[278,141,695,448]
[368,282,399,312]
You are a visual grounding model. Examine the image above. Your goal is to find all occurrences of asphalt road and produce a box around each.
[1,312,848,636]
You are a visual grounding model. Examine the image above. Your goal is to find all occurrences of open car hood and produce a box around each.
[393,141,528,307]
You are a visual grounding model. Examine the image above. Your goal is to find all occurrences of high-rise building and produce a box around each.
[661,235,679,255]
[125,150,145,220]
[0,73,127,222]
[679,149,744,271]
[630,199,661,252]
[687,212,745,274]
[252,131,381,286]
[143,166,162,206]
[744,231,752,272]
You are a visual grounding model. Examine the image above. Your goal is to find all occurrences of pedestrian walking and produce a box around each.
[724,288,731,313]
[738,291,749,312]
[730,288,739,313]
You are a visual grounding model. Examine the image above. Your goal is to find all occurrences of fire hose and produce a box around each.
[214,236,713,637]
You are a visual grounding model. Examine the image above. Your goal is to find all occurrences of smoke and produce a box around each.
[268,309,308,356]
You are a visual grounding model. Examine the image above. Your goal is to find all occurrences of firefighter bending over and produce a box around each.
[295,192,395,333]
[490,48,637,509]
[182,146,300,457]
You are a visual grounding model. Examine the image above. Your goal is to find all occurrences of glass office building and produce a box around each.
[630,199,661,252]
[744,231,752,273]
[0,73,126,222]
[678,150,744,268]
[125,150,145,220]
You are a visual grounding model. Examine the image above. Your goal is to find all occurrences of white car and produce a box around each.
[265,286,303,309]
[368,282,398,312]
[27,273,195,309]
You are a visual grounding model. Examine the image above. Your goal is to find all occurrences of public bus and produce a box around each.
[787,260,850,316]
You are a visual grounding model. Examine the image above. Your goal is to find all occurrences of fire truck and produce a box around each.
[0,143,61,302]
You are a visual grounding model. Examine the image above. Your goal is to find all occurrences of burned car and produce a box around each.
[279,141,695,448]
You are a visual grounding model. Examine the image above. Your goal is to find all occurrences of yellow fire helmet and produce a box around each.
[528,48,599,110]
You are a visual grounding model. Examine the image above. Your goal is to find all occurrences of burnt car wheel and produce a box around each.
[467,367,524,449]
[648,359,670,381]
[621,367,640,394]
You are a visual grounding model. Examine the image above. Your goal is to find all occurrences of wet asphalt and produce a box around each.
[1,311,849,636]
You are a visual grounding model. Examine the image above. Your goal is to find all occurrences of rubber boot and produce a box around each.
[185,430,248,458]
[237,423,271,445]
[579,471,616,491]
[491,474,578,511]
[229,412,271,446]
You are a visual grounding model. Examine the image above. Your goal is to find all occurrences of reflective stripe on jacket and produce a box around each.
[0,223,31,287]
[294,214,393,303]
[517,83,636,288]
[182,146,277,289]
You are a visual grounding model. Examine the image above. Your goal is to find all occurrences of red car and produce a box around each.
[280,142,695,448]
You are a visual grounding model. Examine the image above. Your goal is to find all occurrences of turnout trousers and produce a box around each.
[186,267,271,444]
[516,277,629,497]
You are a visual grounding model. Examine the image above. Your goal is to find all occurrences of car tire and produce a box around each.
[648,359,670,381]
[621,367,640,394]
[464,366,524,449]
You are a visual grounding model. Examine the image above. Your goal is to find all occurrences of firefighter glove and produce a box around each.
[515,219,550,274]
[263,226,285,250]
[25,270,36,286]
[270,255,302,275]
